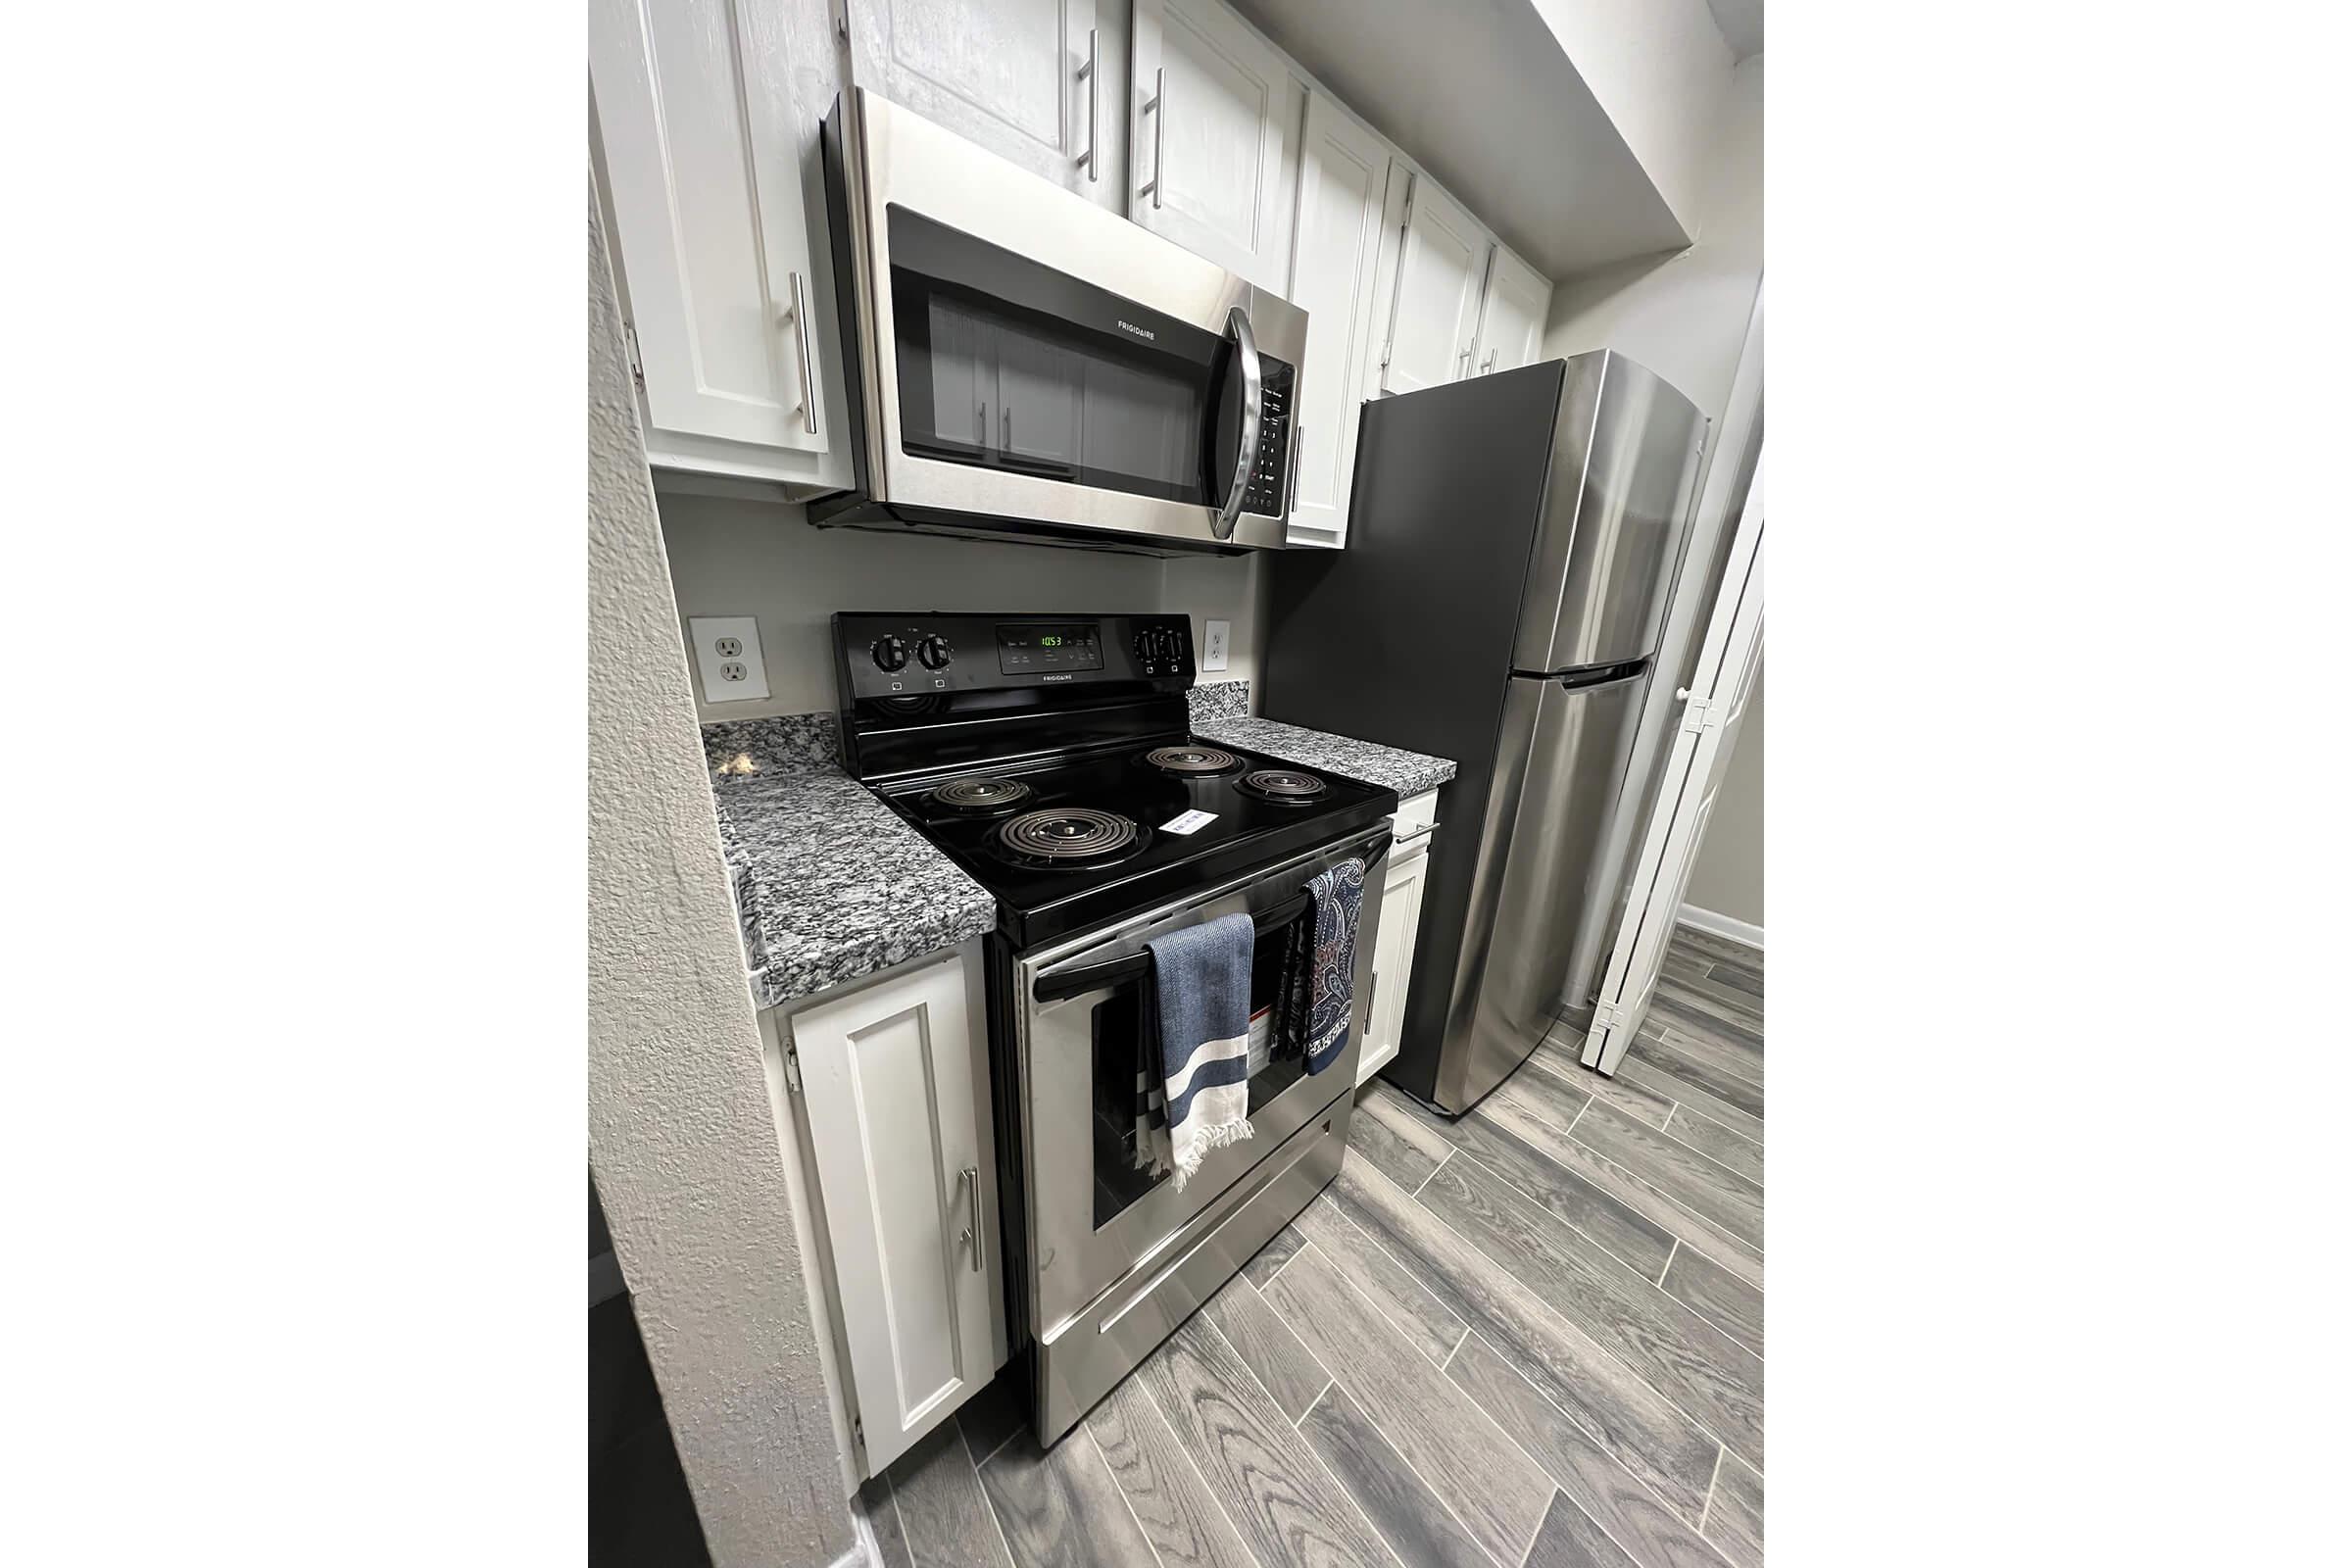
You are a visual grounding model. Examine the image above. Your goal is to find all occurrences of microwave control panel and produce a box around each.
[1242,357,1295,517]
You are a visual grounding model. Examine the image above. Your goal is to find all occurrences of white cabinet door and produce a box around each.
[1130,0,1301,292]
[1475,244,1552,376]
[589,0,836,476]
[1284,88,1392,547]
[847,0,1119,211]
[1378,169,1493,395]
[1359,834,1431,1087]
[793,953,1006,1475]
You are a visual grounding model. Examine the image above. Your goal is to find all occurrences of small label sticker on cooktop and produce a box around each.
[1159,809,1218,836]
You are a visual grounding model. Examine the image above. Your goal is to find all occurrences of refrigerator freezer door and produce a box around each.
[1426,666,1650,1112]
[1512,353,1708,675]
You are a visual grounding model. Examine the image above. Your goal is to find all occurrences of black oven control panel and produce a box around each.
[834,612,1193,700]
[1242,357,1295,517]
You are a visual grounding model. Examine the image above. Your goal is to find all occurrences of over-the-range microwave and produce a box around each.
[811,88,1306,556]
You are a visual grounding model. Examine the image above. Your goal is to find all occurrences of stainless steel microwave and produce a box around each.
[811,89,1306,555]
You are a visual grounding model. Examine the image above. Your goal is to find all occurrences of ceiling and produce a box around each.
[1705,0,1765,62]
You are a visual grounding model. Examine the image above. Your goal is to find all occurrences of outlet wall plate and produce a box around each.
[1200,618,1231,671]
[688,615,770,703]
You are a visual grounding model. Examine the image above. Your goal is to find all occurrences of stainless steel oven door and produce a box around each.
[828,88,1307,553]
[1014,823,1389,1336]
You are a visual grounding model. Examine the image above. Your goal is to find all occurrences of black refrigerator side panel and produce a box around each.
[1264,364,1567,1104]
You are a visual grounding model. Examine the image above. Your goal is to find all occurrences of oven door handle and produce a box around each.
[1031,830,1393,1004]
[1210,305,1261,542]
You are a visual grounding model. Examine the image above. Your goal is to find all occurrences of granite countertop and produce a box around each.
[701,715,995,1008]
[1187,682,1457,798]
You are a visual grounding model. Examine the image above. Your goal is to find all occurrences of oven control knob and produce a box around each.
[916,635,954,670]
[870,635,909,672]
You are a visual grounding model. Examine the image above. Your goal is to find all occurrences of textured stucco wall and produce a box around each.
[587,188,852,1567]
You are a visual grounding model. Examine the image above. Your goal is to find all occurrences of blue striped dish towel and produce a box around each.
[1146,912,1258,1191]
[1301,858,1367,1075]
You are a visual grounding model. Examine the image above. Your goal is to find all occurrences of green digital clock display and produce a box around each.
[1039,635,1064,648]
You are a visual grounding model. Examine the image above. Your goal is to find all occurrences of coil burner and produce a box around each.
[995,808,1148,867]
[929,776,1033,816]
[1142,744,1242,776]
[1237,768,1329,804]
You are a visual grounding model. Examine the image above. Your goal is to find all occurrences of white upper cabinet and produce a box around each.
[847,0,1121,212]
[1284,88,1392,547]
[1129,0,1302,293]
[792,951,1006,1477]
[1475,244,1552,376]
[1378,169,1493,397]
[588,0,842,486]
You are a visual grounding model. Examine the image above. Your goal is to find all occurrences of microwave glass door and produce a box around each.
[889,205,1227,506]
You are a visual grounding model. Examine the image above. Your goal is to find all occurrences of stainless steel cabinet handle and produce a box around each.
[1141,67,1165,209]
[1365,969,1379,1024]
[1002,405,1010,451]
[1456,347,1472,377]
[1481,351,1498,374]
[976,400,987,446]
[1212,305,1260,542]
[1076,28,1100,182]
[958,1165,982,1273]
[788,271,817,435]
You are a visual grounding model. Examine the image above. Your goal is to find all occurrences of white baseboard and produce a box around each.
[1678,903,1764,951]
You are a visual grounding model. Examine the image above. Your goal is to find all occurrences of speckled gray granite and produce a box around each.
[700,714,994,1008]
[1188,680,1457,798]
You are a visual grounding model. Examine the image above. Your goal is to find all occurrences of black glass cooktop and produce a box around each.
[878,738,1396,947]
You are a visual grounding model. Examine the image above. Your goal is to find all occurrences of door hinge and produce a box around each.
[621,320,645,391]
[850,1412,865,1467]
[1681,696,1718,735]
[1592,1002,1626,1032]
[781,1036,803,1095]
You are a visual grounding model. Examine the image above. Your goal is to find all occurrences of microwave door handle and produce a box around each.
[1212,304,1261,542]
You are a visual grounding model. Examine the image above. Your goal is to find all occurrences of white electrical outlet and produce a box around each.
[688,615,769,703]
[1201,619,1231,671]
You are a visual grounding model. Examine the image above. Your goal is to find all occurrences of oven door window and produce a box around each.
[888,205,1227,506]
[1087,914,1310,1230]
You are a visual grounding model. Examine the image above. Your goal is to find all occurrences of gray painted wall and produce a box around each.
[588,193,852,1568]
[1683,662,1764,928]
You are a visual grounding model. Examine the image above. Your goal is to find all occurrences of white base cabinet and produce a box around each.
[785,948,1006,1477]
[1359,791,1439,1086]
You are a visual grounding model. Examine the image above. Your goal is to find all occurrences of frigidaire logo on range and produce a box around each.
[1115,319,1156,341]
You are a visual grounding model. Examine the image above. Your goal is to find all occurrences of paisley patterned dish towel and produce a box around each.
[1302,858,1367,1074]
[1145,912,1259,1191]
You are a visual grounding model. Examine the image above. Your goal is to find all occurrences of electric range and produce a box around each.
[833,611,1396,1446]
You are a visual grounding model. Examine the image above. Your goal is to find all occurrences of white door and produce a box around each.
[792,953,1006,1474]
[1474,244,1551,376]
[1584,454,1766,1076]
[1379,170,1492,395]
[847,0,1118,210]
[1359,834,1432,1086]
[589,0,830,461]
[1284,88,1393,547]
[1129,0,1301,292]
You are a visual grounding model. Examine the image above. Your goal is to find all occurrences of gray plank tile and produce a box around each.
[1669,926,1762,968]
[1569,1098,1764,1254]
[866,1477,915,1568]
[1705,959,1762,998]
[1481,1079,1763,1291]
[1642,996,1763,1088]
[1293,1192,1467,1366]
[1610,1054,1764,1148]
[1383,1077,1678,1283]
[1446,1332,1732,1568]
[1242,1222,1307,1290]
[1140,1310,1402,1568]
[978,1428,1159,1568]
[1348,1087,1455,1193]
[886,1419,1015,1568]
[1325,1159,1722,1525]
[1655,962,1763,1023]
[1203,1276,1331,1422]
[1265,1242,1553,1565]
[1298,1384,1497,1568]
[1664,1104,1763,1187]
[1661,1244,1764,1358]
[1529,1031,1678,1129]
[1523,1491,1642,1568]
[1086,1376,1259,1568]
[1418,1156,1765,1472]
[955,1365,1028,1467]
[1621,1027,1763,1122]
[1704,1454,1763,1568]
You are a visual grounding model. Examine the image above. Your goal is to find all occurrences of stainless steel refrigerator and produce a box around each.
[1264,352,1706,1114]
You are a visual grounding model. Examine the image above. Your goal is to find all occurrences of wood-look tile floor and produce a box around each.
[870,926,1764,1568]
